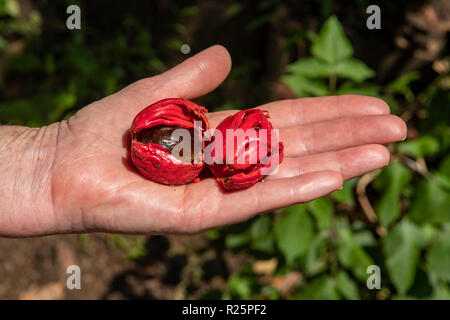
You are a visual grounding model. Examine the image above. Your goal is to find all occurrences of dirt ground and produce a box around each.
[0,233,242,299]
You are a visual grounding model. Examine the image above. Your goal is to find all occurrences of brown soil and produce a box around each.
[0,233,234,299]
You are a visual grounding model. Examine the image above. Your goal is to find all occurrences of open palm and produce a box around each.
[45,45,406,235]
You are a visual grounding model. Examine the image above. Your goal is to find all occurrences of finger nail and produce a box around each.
[401,133,407,141]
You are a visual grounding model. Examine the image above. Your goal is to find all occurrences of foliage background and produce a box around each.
[0,0,449,299]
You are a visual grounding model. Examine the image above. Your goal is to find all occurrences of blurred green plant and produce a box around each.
[0,0,191,126]
[282,15,375,97]
[109,234,148,261]
[217,15,450,300]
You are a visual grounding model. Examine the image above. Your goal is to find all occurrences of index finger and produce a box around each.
[207,95,390,128]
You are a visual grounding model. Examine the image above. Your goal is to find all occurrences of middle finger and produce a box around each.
[280,114,406,157]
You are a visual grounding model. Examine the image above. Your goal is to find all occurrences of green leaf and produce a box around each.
[307,197,333,229]
[251,234,275,253]
[110,234,127,250]
[48,91,77,122]
[304,231,329,276]
[333,58,375,82]
[311,15,353,64]
[282,75,328,97]
[221,3,242,21]
[410,177,450,225]
[250,215,275,253]
[336,271,360,300]
[250,215,271,239]
[421,224,440,244]
[166,39,184,52]
[287,57,331,78]
[382,96,399,114]
[444,223,450,233]
[398,136,440,159]
[179,5,199,17]
[332,178,357,205]
[353,230,376,247]
[387,71,420,93]
[440,155,450,178]
[377,191,401,228]
[383,220,424,294]
[427,233,450,282]
[4,0,20,17]
[126,239,148,261]
[228,274,252,299]
[430,282,450,299]
[274,205,315,265]
[374,162,412,227]
[260,285,280,300]
[295,276,339,300]
[204,229,220,240]
[225,231,251,249]
[336,220,374,281]
[406,266,434,298]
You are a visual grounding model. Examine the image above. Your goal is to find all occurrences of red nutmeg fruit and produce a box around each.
[208,109,284,190]
[130,98,210,185]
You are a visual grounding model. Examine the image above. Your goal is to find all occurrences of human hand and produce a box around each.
[0,45,406,237]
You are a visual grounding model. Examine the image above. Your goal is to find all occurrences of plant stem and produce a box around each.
[329,74,336,95]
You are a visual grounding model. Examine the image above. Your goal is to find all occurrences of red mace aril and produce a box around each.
[130,98,210,185]
[207,109,284,190]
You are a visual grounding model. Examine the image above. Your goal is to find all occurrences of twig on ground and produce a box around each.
[356,169,386,237]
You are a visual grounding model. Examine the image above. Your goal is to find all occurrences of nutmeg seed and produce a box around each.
[134,125,197,163]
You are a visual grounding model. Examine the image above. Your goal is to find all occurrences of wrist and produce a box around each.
[0,124,59,236]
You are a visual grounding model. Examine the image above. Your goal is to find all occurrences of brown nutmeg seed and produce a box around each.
[134,126,198,163]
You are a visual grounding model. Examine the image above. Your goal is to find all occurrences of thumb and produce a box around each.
[118,45,232,108]
[71,45,231,140]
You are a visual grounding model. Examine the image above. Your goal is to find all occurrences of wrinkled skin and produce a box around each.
[0,45,407,237]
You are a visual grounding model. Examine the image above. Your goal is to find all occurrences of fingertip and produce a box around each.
[325,170,344,190]
[123,45,233,105]
[292,170,343,201]
[366,96,390,115]
[368,144,391,167]
[163,44,232,99]
[189,45,232,82]
[388,115,408,142]
[207,44,232,75]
